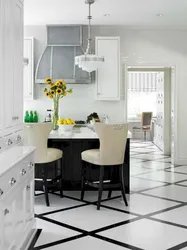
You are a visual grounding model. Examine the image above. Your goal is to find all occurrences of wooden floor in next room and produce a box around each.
[30,140,187,250]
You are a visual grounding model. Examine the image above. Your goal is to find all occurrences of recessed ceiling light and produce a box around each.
[156,13,164,17]
[104,14,110,17]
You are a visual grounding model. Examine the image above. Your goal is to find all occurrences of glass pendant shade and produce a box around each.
[75,54,104,73]
[74,0,104,73]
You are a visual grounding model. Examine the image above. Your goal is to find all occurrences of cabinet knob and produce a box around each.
[28,162,34,168]
[4,208,10,216]
[26,185,30,190]
[98,93,101,95]
[20,169,26,176]
[12,116,16,120]
[7,139,13,146]
[9,177,16,186]
[17,135,22,142]
[0,189,3,196]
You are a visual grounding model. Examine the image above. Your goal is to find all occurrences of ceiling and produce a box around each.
[24,0,187,28]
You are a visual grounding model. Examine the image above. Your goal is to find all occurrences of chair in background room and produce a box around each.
[24,122,63,206]
[133,112,153,141]
[81,123,128,210]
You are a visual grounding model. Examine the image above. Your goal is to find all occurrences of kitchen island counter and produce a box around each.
[47,127,131,193]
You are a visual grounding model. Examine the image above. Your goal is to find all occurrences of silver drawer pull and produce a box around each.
[0,189,3,196]
[17,135,22,142]
[9,177,16,186]
[26,185,30,190]
[28,162,34,168]
[20,169,26,176]
[7,139,13,146]
[4,209,9,216]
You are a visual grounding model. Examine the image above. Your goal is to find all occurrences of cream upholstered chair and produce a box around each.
[133,112,153,140]
[24,122,63,206]
[81,123,128,210]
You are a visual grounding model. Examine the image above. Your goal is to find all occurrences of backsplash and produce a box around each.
[24,83,125,122]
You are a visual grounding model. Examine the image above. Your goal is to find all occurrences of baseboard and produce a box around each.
[173,158,187,165]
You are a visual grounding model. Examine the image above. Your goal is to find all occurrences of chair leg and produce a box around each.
[144,131,146,141]
[108,190,112,199]
[97,166,104,210]
[108,166,113,199]
[81,160,86,201]
[60,158,63,198]
[120,164,128,206]
[43,178,50,207]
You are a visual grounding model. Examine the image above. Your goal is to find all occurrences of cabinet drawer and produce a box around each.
[19,153,35,180]
[0,167,19,201]
[14,129,23,145]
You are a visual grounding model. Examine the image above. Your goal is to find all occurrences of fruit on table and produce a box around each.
[58,118,75,125]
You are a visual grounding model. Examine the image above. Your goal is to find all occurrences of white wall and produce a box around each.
[24,26,187,164]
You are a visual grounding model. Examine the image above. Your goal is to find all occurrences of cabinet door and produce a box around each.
[12,0,23,126]
[0,0,4,134]
[24,171,35,227]
[14,183,25,241]
[24,38,34,100]
[95,37,120,101]
[0,195,16,250]
[3,0,14,129]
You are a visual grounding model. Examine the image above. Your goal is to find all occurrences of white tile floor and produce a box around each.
[32,141,187,250]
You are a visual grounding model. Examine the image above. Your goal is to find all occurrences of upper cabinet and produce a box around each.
[24,37,34,100]
[0,0,3,136]
[35,25,90,84]
[95,37,121,101]
[0,0,24,152]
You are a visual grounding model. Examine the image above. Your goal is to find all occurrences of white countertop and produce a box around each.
[0,146,35,177]
[49,127,132,139]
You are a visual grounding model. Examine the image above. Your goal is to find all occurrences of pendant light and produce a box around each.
[75,0,104,73]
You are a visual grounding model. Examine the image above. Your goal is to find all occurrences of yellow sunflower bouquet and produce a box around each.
[44,78,73,130]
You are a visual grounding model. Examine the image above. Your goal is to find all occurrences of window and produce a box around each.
[127,71,160,118]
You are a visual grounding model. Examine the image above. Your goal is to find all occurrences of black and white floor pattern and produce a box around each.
[31,141,187,250]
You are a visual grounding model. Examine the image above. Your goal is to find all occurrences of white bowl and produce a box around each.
[58,124,74,133]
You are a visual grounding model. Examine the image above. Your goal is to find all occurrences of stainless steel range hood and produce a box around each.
[35,25,91,84]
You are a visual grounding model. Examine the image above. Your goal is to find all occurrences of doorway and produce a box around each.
[124,66,173,156]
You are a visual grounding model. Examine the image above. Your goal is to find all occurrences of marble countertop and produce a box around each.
[0,146,35,177]
[49,127,132,139]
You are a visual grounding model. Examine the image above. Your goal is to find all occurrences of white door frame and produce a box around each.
[123,63,177,161]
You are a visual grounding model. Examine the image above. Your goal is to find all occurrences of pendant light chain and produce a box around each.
[85,2,92,55]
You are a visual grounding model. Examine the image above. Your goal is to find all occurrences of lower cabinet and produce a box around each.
[0,151,35,250]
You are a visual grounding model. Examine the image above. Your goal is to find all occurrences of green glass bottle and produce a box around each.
[24,110,30,123]
[29,111,34,123]
[33,111,38,123]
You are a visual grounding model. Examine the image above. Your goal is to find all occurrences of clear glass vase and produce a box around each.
[52,98,59,130]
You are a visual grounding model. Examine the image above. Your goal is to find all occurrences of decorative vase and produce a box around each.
[52,98,59,130]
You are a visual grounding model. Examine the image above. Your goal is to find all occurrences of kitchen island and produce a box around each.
[47,127,132,193]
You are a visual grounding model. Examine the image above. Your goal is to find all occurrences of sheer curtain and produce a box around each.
[127,72,160,118]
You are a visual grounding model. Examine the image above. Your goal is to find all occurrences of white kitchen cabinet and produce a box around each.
[0,0,24,152]
[13,0,24,126]
[95,37,120,101]
[24,37,34,100]
[0,147,36,250]
[0,0,3,136]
